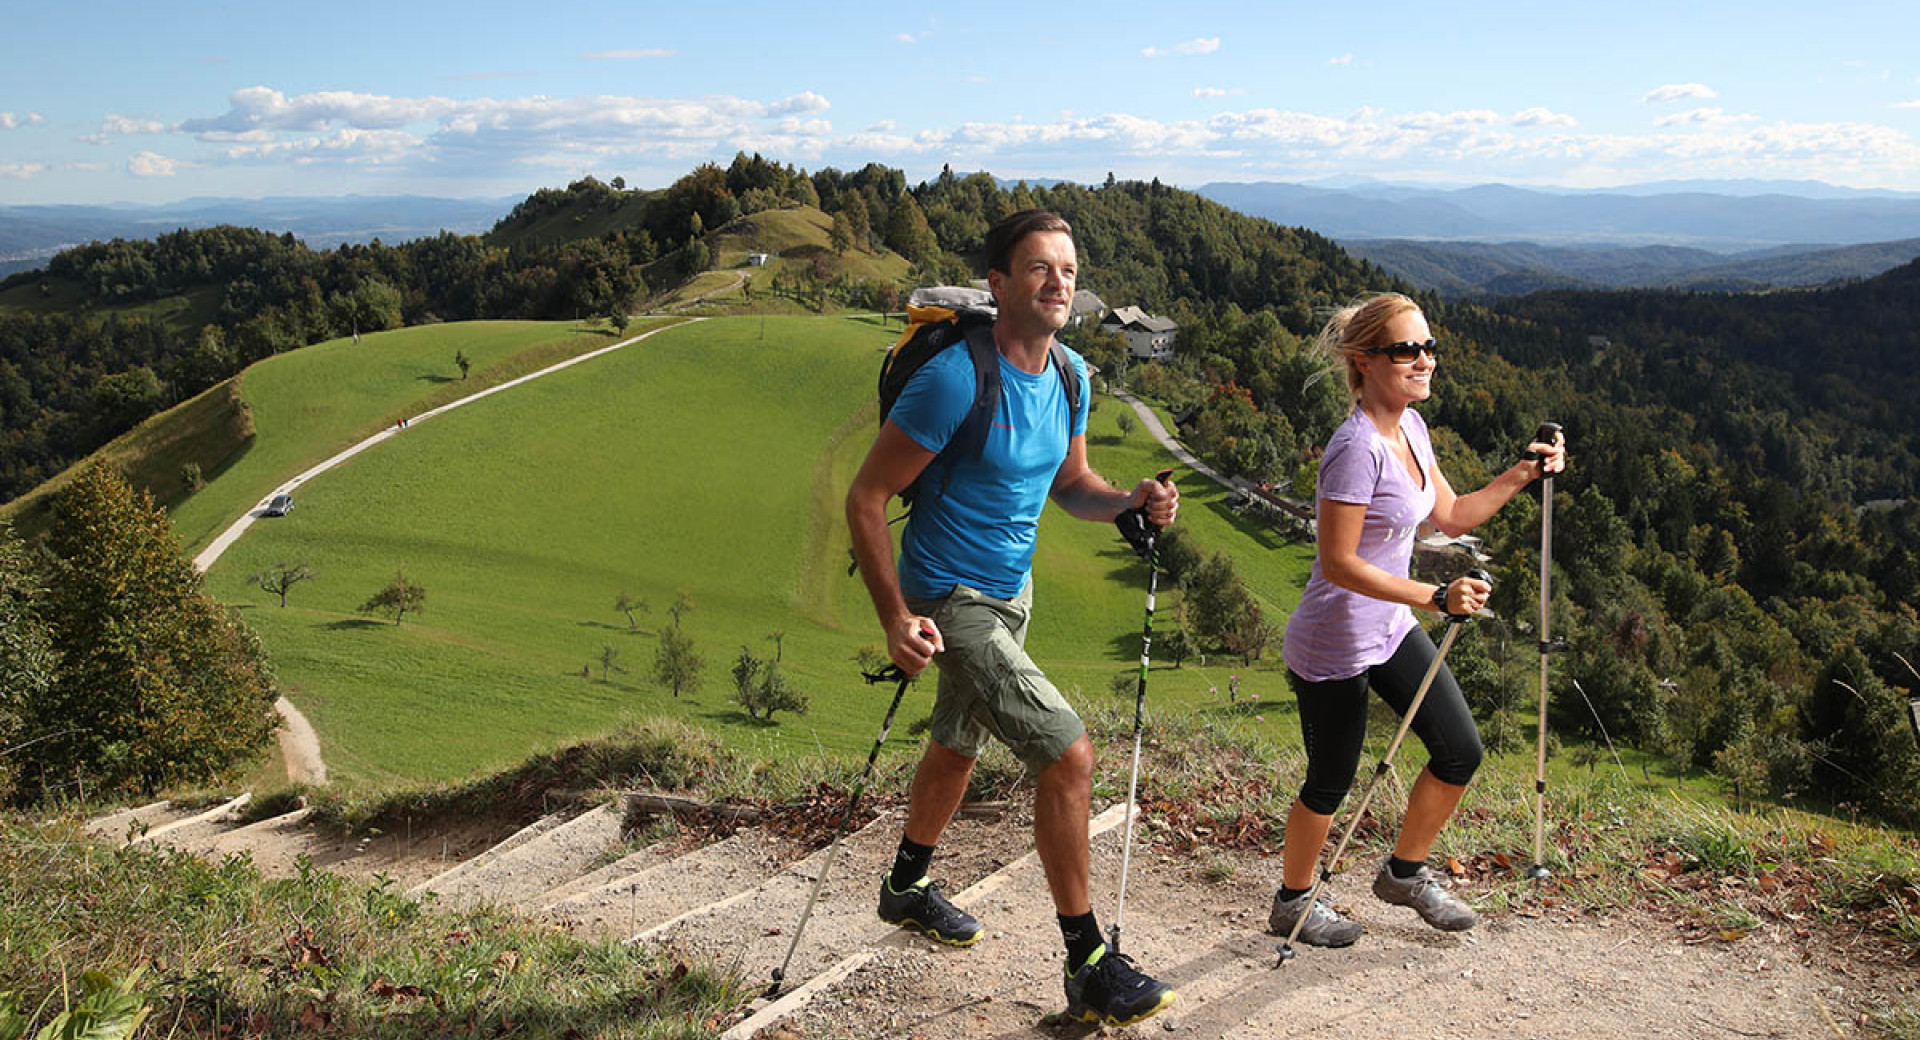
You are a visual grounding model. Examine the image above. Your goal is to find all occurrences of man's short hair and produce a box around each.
[985,209,1073,275]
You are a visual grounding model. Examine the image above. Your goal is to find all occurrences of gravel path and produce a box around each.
[753,826,1888,1040]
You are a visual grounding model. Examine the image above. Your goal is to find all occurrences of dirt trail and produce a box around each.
[763,834,1904,1040]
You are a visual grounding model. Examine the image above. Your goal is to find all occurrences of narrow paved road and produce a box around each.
[194,318,701,784]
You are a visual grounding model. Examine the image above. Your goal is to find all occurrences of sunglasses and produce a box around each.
[1363,338,1439,364]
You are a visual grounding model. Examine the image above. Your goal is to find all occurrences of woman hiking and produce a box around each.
[1266,292,1565,947]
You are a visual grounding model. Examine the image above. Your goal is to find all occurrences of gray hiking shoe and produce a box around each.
[1267,888,1363,947]
[1371,861,1478,932]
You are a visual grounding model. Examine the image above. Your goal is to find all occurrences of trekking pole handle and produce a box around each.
[1445,568,1494,620]
[1520,422,1563,466]
[1147,468,1174,532]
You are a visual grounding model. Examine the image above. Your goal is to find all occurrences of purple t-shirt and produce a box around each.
[1282,408,1438,682]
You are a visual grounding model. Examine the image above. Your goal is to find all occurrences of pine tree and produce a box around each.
[35,465,275,798]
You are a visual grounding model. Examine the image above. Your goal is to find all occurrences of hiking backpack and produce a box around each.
[877,285,1083,510]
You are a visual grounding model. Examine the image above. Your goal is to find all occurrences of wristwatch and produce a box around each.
[1431,583,1450,614]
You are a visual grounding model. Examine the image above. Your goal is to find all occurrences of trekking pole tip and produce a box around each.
[1527,863,1552,881]
[1274,943,1297,967]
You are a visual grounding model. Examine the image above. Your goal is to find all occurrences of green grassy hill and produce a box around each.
[0,277,221,335]
[167,319,651,553]
[647,206,912,313]
[484,188,659,250]
[191,314,1312,785]
[0,377,254,541]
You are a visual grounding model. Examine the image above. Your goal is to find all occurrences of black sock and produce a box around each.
[1279,885,1312,902]
[1059,911,1103,972]
[1388,856,1425,880]
[889,837,935,890]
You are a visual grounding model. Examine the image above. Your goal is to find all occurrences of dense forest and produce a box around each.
[0,155,1914,822]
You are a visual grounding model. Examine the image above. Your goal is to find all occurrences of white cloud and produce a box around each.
[0,162,50,178]
[1142,36,1220,58]
[1329,54,1354,66]
[1643,82,1718,104]
[1513,107,1577,129]
[1654,107,1758,127]
[181,86,459,135]
[582,48,675,59]
[128,151,184,177]
[1193,87,1244,98]
[1895,98,1920,109]
[866,120,896,132]
[165,86,855,175]
[0,111,47,130]
[768,91,830,116]
[220,128,422,165]
[86,114,170,144]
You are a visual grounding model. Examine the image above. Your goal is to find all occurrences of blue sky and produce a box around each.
[3,0,1918,204]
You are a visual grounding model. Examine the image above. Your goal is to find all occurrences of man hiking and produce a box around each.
[846,209,1181,1027]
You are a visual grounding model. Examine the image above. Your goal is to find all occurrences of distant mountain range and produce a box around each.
[1195,180,1920,250]
[0,195,513,277]
[1340,237,1920,299]
[12,178,1920,296]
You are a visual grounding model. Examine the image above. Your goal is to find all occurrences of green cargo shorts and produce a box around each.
[905,582,1086,774]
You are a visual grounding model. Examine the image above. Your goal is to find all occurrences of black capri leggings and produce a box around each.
[1287,625,1484,816]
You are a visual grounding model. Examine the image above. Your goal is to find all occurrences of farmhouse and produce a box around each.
[1102,305,1178,361]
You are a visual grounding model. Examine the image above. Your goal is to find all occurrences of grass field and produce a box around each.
[168,319,651,552]
[193,314,1317,785]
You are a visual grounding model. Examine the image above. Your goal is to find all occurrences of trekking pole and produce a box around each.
[1523,422,1562,882]
[1277,568,1491,966]
[1108,469,1174,957]
[767,657,920,996]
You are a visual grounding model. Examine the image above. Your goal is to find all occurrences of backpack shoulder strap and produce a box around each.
[950,322,1002,464]
[1048,339,1082,431]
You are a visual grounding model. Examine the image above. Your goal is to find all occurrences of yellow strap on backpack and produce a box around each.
[890,304,961,357]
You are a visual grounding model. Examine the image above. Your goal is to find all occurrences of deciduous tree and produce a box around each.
[361,569,427,626]
[654,625,703,698]
[249,561,314,608]
[33,464,275,798]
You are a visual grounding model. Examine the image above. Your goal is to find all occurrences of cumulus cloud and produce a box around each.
[1143,36,1220,58]
[582,48,675,59]
[0,162,50,178]
[162,85,854,175]
[128,151,184,177]
[1643,82,1718,103]
[180,86,460,136]
[0,111,48,130]
[1193,87,1245,98]
[220,128,421,164]
[1654,107,1758,127]
[1895,98,1920,108]
[1329,54,1354,66]
[104,115,169,134]
[1513,107,1577,129]
[768,91,830,116]
[85,114,170,143]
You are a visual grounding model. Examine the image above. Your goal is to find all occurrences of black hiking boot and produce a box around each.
[1063,944,1177,1027]
[877,873,982,946]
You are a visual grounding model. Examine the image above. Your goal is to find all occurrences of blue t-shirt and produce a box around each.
[889,340,1090,600]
